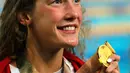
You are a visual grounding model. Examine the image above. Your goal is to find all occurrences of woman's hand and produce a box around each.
[100,54,120,73]
[76,53,120,73]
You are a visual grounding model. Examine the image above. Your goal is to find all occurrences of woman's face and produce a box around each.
[31,0,82,49]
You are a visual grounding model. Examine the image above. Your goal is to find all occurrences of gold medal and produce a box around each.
[98,41,116,67]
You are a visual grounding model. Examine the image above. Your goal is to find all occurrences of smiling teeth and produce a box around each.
[63,26,75,30]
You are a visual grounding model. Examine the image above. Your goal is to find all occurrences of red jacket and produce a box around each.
[0,50,84,73]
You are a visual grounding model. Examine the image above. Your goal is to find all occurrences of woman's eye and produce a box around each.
[51,0,62,4]
[74,0,80,3]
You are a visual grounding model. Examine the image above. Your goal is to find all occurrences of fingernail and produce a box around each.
[107,58,112,63]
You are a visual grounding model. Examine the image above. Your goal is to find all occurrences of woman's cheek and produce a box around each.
[47,9,64,23]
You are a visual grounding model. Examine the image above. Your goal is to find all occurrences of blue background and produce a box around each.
[81,0,130,73]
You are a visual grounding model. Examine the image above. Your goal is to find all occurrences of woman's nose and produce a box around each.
[64,3,79,22]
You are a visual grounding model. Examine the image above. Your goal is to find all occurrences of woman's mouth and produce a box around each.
[56,24,79,46]
[57,25,77,34]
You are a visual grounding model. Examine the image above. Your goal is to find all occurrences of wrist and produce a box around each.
[89,52,102,73]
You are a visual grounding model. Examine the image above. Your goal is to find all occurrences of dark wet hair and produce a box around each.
[0,0,35,60]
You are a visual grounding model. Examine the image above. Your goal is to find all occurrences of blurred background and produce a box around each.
[80,0,130,73]
[0,0,130,73]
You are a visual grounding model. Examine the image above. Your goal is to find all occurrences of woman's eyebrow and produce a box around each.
[45,0,54,4]
[43,0,50,3]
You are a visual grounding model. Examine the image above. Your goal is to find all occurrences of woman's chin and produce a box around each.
[57,32,79,48]
[69,41,78,47]
[63,39,79,48]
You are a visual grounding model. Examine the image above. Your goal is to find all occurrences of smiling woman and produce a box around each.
[0,0,120,73]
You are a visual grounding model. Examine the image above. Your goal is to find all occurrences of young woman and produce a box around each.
[0,0,120,73]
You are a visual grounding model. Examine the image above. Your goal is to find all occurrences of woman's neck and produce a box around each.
[26,46,64,73]
[26,30,64,73]
[26,35,64,73]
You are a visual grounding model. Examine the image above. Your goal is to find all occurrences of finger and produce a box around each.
[108,54,120,62]
[116,65,120,72]
[106,61,118,73]
[112,69,120,73]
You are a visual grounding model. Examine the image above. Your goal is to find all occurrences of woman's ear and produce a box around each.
[17,12,32,26]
